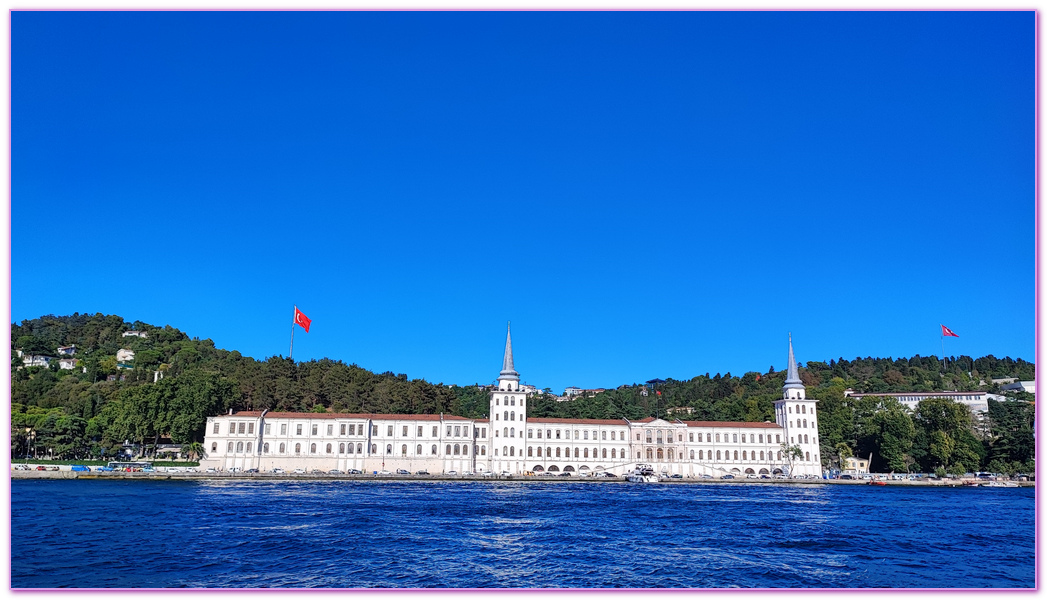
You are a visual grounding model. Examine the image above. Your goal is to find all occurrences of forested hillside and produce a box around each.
[10,313,1035,476]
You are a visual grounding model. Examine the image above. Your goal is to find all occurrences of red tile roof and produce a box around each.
[230,411,473,421]
[527,417,631,426]
[681,420,781,429]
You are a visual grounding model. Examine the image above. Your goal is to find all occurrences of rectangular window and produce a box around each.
[733,434,737,443]
[537,429,543,439]
[602,431,607,440]
[556,430,561,439]
[349,424,355,435]
[454,426,461,436]
[447,426,452,436]
[584,431,589,440]
[716,433,720,442]
[776,435,781,443]
[327,424,333,436]
[387,425,393,436]
[247,423,254,435]
[689,433,694,442]
[213,422,220,434]
[280,423,286,435]
[418,426,423,437]
[403,426,409,436]
[372,425,378,436]
[340,424,346,435]
[574,431,579,440]
[312,425,318,436]
[433,426,438,437]
[296,424,303,435]
[238,422,246,434]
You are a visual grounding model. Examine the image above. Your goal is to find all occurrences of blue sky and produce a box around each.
[12,11,1035,395]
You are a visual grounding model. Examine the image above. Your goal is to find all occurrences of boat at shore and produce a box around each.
[627,463,659,483]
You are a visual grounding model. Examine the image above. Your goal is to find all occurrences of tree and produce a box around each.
[866,399,915,472]
[781,443,804,476]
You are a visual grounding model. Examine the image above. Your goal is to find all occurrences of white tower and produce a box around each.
[488,323,526,474]
[773,334,822,477]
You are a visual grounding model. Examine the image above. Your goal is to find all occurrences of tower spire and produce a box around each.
[783,332,805,398]
[502,321,515,374]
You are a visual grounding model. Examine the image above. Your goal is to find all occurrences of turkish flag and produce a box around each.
[941,324,959,338]
[295,307,312,333]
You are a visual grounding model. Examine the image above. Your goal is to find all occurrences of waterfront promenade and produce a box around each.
[10,467,1032,487]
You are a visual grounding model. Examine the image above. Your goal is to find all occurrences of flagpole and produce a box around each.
[290,305,296,361]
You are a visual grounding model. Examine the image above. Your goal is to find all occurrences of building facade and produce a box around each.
[199,328,823,477]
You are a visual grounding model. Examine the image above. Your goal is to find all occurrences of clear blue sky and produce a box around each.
[12,11,1035,395]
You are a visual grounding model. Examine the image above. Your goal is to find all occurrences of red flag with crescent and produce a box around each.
[295,307,311,333]
[941,324,958,337]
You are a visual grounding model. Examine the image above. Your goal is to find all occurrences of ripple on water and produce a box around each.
[9,479,1035,589]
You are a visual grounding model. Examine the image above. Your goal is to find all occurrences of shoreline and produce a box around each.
[10,469,1034,487]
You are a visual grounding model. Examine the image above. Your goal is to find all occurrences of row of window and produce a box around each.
[788,405,815,414]
[218,441,492,457]
[214,421,486,439]
[789,420,815,429]
[493,396,521,406]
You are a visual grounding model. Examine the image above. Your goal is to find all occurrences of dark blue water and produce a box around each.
[10,480,1035,588]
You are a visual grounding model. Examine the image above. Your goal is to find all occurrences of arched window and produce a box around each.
[295,443,302,454]
[384,444,391,454]
[802,405,806,414]
[246,442,252,453]
[536,447,542,457]
[446,444,452,455]
[235,441,243,452]
[805,451,811,461]
[263,443,270,454]
[668,449,674,461]
[481,447,486,455]
[733,450,738,460]
[556,447,561,458]
[212,442,218,452]
[227,442,234,452]
[432,444,437,455]
[399,444,406,456]
[528,446,533,457]
[646,448,653,460]
[327,443,333,454]
[510,428,515,438]
[279,442,285,453]
[510,447,515,456]
[416,444,422,454]
[503,446,508,456]
[602,448,607,458]
[504,411,508,421]
[511,411,515,421]
[611,448,617,459]
[339,443,345,453]
[715,433,720,442]
[574,448,579,458]
[777,451,782,460]
[690,450,694,460]
[759,434,764,443]
[805,434,810,444]
[347,443,354,454]
[359,443,365,454]
[503,427,508,438]
[454,444,460,455]
[308,443,315,453]
[699,449,703,460]
[803,419,807,428]
[584,448,589,458]
[760,451,765,460]
[742,451,747,460]
[546,447,551,457]
[716,450,721,460]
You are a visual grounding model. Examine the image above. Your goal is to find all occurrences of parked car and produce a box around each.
[746,474,758,479]
[396,469,410,475]
[96,466,114,472]
[482,471,497,477]
[347,469,362,475]
[14,464,30,471]
[205,467,218,473]
[246,468,259,473]
[700,474,713,479]
[377,470,392,476]
[445,470,458,476]
[558,472,572,477]
[670,474,683,479]
[500,471,512,477]
[328,469,343,474]
[415,469,429,475]
[35,466,47,471]
[720,474,735,480]
[293,468,305,474]
[462,471,475,476]
[71,465,90,472]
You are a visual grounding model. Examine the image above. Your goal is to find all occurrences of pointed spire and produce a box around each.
[783,332,805,395]
[502,321,515,374]
[785,333,800,384]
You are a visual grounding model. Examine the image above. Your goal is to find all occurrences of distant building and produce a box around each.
[563,386,583,398]
[843,390,999,414]
[58,358,77,370]
[122,330,148,338]
[57,345,76,356]
[21,354,54,368]
[999,381,1035,395]
[842,456,870,476]
[116,349,135,363]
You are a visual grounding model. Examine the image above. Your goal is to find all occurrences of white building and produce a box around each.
[199,327,823,478]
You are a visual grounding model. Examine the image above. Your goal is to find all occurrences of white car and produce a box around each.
[293,468,305,474]
[481,471,496,478]
[377,470,392,476]
[445,470,458,476]
[500,471,512,477]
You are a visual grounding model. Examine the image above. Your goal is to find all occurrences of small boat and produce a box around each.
[980,481,1019,488]
[867,480,887,486]
[627,463,659,483]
